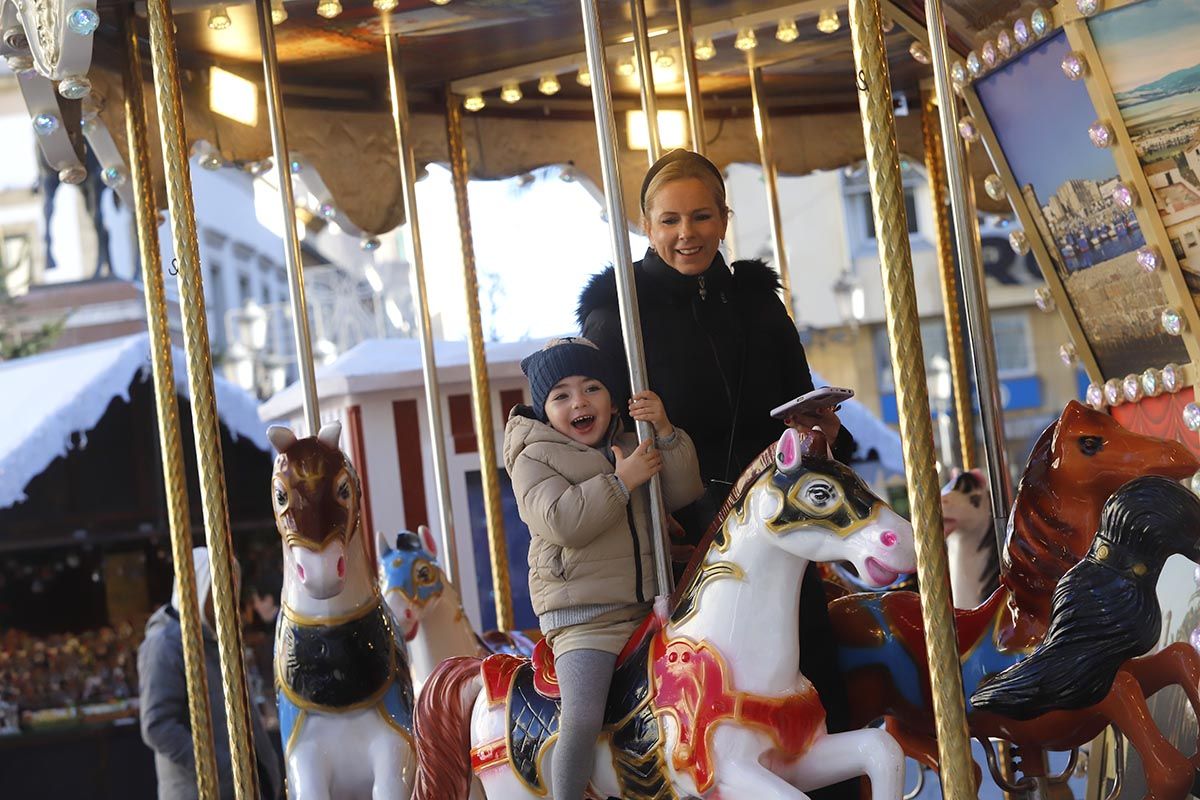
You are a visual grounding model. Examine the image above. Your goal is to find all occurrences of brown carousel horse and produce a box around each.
[830,401,1200,789]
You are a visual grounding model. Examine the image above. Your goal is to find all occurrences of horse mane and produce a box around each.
[670,442,778,614]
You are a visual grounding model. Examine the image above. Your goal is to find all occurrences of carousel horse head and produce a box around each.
[268,423,362,601]
[377,527,444,642]
[941,468,990,539]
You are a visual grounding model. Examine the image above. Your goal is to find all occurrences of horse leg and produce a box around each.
[708,728,809,799]
[774,729,904,800]
[368,727,415,800]
[1096,669,1192,800]
[1123,643,1200,762]
[288,739,335,800]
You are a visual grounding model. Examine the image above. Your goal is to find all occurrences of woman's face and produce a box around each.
[643,177,728,276]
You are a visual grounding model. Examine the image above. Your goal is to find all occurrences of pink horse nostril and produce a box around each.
[337,556,346,578]
[405,609,413,619]
[297,564,306,581]
[881,530,898,548]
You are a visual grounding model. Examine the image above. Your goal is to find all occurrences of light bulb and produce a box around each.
[538,73,560,95]
[316,0,341,18]
[270,0,287,23]
[653,49,675,68]
[817,8,841,34]
[430,0,451,5]
[694,37,716,61]
[373,0,397,9]
[576,67,591,87]
[500,81,522,103]
[734,27,757,51]
[616,58,635,77]
[207,5,232,30]
[776,18,799,43]
[463,92,485,112]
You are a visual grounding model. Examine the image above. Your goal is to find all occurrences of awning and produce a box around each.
[0,333,268,510]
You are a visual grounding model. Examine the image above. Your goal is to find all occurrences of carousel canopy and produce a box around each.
[0,333,267,509]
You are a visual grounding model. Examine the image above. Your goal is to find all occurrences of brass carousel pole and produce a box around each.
[255,0,320,436]
[630,0,662,164]
[143,0,258,795]
[748,57,794,316]
[673,0,706,155]
[921,90,976,470]
[848,1,974,798]
[122,15,219,799]
[384,22,461,593]
[444,93,509,624]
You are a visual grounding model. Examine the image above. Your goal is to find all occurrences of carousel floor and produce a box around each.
[0,718,156,798]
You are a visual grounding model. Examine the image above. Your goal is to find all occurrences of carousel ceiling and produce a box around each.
[9,0,1019,233]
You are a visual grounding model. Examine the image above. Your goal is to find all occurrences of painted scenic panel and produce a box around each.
[1091,0,1200,288]
[975,31,1188,378]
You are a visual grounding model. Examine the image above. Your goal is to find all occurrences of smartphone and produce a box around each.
[770,386,855,421]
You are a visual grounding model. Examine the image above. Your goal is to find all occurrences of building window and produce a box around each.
[1173,237,1187,260]
[874,318,949,391]
[861,189,920,241]
[991,312,1034,376]
[208,263,226,349]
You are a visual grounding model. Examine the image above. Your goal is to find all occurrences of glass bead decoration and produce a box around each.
[58,76,91,100]
[1034,287,1055,312]
[1086,383,1104,410]
[33,114,59,136]
[1184,403,1200,432]
[1059,344,1077,366]
[319,203,336,219]
[1111,182,1137,209]
[1163,307,1185,336]
[1123,374,1142,403]
[997,31,1013,58]
[909,41,931,64]
[982,41,997,67]
[101,166,125,188]
[984,174,1005,200]
[1142,368,1163,398]
[950,61,968,88]
[1163,363,1182,393]
[1031,8,1050,37]
[1061,52,1086,80]
[1076,0,1099,16]
[1013,18,1030,46]
[81,118,97,135]
[67,7,100,35]
[1104,379,1123,407]
[58,166,87,184]
[1137,246,1162,272]
[1088,121,1112,148]
[967,51,982,77]
[361,237,381,252]
[1191,471,1200,498]
[290,159,302,174]
[1010,230,1030,255]
[958,116,980,142]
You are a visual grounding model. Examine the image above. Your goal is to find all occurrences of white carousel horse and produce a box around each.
[411,428,916,800]
[377,527,535,694]
[940,468,999,609]
[269,423,416,799]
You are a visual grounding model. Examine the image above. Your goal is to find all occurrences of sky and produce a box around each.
[975,32,1119,201]
[1089,0,1200,95]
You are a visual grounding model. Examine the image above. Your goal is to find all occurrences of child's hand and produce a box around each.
[613,438,663,492]
[629,390,674,438]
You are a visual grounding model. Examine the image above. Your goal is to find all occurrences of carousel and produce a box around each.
[2,0,1200,796]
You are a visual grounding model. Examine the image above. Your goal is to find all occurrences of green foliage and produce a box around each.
[0,256,63,361]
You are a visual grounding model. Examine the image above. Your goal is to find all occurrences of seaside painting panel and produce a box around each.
[1091,0,1200,289]
[975,31,1187,378]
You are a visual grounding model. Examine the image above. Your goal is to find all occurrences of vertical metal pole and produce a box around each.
[921,90,976,471]
[255,0,319,437]
[848,2,975,799]
[122,15,219,799]
[748,59,794,316]
[630,0,662,164]
[926,0,1013,523]
[384,23,459,588]
[580,0,672,601]
[445,93,506,623]
[673,0,706,155]
[144,0,258,796]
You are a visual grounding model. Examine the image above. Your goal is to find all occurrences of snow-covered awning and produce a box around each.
[0,333,268,510]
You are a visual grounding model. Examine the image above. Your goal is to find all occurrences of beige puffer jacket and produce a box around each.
[503,406,704,622]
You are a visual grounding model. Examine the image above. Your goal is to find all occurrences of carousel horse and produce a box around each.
[941,468,998,609]
[411,428,917,800]
[830,401,1199,784]
[377,527,534,692]
[971,476,1200,800]
[269,423,416,799]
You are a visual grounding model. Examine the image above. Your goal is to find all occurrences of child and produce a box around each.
[504,337,703,800]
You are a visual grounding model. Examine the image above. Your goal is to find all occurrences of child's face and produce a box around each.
[544,375,615,447]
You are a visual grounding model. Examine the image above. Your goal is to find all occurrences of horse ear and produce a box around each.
[801,429,830,461]
[419,525,438,558]
[969,468,986,484]
[267,425,297,453]
[376,529,392,558]
[317,421,343,449]
[777,428,802,472]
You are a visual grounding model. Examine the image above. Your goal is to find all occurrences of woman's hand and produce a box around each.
[629,390,674,438]
[613,438,663,492]
[785,406,843,443]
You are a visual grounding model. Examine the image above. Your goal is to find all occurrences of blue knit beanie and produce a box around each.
[520,337,620,421]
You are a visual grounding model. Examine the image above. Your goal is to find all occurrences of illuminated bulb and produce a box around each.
[734,27,757,51]
[316,0,341,18]
[463,92,485,112]
[816,8,841,34]
[653,50,675,68]
[616,58,635,77]
[500,81,522,104]
[538,73,560,95]
[694,36,716,61]
[430,0,451,5]
[576,67,591,87]
[207,5,231,30]
[776,18,799,43]
[373,0,397,9]
[270,0,287,23]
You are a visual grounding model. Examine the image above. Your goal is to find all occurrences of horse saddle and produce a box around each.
[478,614,668,798]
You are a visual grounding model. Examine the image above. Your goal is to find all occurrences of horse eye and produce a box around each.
[806,484,834,505]
[337,480,351,500]
[273,485,287,507]
[1078,436,1103,456]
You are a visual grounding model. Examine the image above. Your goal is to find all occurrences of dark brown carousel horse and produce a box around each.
[830,401,1200,786]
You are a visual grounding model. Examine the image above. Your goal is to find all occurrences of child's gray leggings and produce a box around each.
[552,648,617,800]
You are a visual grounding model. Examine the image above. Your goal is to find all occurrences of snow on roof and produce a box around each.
[0,333,268,510]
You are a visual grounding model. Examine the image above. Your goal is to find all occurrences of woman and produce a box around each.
[577,148,857,799]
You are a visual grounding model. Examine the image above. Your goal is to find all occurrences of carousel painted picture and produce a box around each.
[1090,0,1200,285]
[974,30,1189,378]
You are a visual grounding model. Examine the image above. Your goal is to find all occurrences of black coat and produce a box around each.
[577,250,856,485]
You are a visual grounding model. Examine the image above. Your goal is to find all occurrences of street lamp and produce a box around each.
[225,299,271,397]
[831,268,866,328]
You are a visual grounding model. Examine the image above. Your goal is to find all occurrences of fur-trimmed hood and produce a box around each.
[576,253,782,328]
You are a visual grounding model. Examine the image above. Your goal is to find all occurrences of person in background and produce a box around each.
[138,547,283,800]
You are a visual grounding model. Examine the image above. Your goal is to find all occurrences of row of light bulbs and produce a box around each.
[461,9,860,112]
[206,0,452,28]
